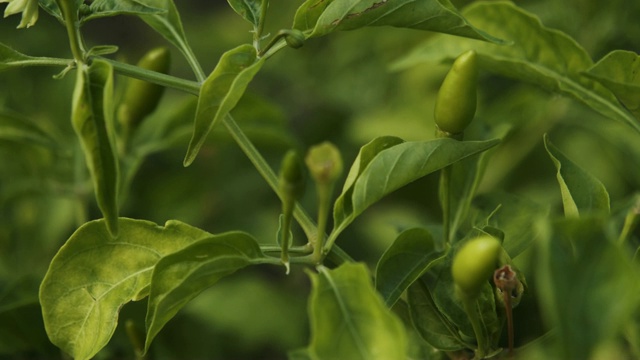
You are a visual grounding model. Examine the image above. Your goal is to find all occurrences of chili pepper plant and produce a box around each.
[1,0,639,359]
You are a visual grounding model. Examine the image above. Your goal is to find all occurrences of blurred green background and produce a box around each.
[1,0,639,358]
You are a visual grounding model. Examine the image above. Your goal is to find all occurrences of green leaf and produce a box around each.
[331,138,500,243]
[0,112,58,148]
[473,192,550,258]
[407,278,467,351]
[584,50,640,118]
[393,1,640,133]
[375,227,445,307]
[144,232,268,351]
[183,44,265,166]
[307,263,407,359]
[535,217,640,359]
[71,59,120,236]
[39,218,210,360]
[82,0,165,22]
[227,0,262,28]
[293,0,505,43]
[0,43,68,71]
[135,0,203,79]
[38,0,63,21]
[543,134,610,217]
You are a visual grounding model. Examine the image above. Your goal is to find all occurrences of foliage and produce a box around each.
[1,0,639,359]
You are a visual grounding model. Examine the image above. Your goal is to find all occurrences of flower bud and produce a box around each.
[305,142,343,186]
[279,150,306,202]
[284,29,305,49]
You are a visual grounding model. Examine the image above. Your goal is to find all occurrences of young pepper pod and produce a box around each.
[434,50,478,136]
[117,47,171,131]
[452,235,501,298]
[278,150,306,273]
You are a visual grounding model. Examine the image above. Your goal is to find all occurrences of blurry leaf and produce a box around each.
[0,301,55,355]
[0,43,68,71]
[407,278,467,351]
[445,153,488,243]
[227,0,262,28]
[293,0,505,43]
[144,232,269,351]
[393,1,640,133]
[331,138,500,243]
[289,348,313,360]
[584,50,640,118]
[543,134,610,217]
[535,217,640,359]
[307,263,407,359]
[39,218,210,360]
[82,0,165,22]
[0,112,58,148]
[473,192,549,258]
[375,227,445,307]
[38,0,63,21]
[135,0,200,76]
[71,59,119,236]
[184,44,265,166]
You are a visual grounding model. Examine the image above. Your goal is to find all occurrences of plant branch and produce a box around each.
[56,0,85,63]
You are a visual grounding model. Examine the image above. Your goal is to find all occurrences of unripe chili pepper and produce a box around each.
[278,150,305,273]
[452,235,501,298]
[117,47,171,131]
[434,50,478,135]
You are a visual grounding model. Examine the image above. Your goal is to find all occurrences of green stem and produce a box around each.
[313,183,332,263]
[441,165,452,244]
[57,0,85,63]
[262,244,312,254]
[222,114,316,238]
[100,57,200,95]
[253,0,269,51]
[280,199,294,272]
[460,295,488,359]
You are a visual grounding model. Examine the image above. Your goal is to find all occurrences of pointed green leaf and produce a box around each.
[407,278,467,351]
[184,44,265,166]
[375,228,445,307]
[307,263,407,359]
[0,43,69,71]
[38,0,63,21]
[134,0,203,79]
[543,134,610,217]
[535,217,640,359]
[82,0,165,22]
[293,0,504,43]
[39,218,210,360]
[584,50,640,118]
[473,192,550,258]
[227,0,262,28]
[393,1,639,133]
[71,59,120,236]
[331,138,500,243]
[144,232,268,351]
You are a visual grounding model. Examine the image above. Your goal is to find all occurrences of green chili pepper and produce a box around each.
[434,50,478,136]
[117,47,171,131]
[278,150,306,272]
[452,235,501,298]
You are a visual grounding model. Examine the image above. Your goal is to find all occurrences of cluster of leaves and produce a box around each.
[1,0,639,359]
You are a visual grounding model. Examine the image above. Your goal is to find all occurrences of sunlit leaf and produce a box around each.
[71,59,119,236]
[144,232,269,351]
[82,0,165,22]
[307,263,407,359]
[584,50,640,118]
[535,217,640,359]
[393,1,640,133]
[407,278,467,351]
[543,134,610,217]
[183,44,265,166]
[227,0,262,28]
[293,0,505,43]
[39,218,210,360]
[331,138,500,243]
[375,227,445,307]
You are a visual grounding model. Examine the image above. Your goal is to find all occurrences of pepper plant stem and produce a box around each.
[460,295,488,359]
[57,0,85,63]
